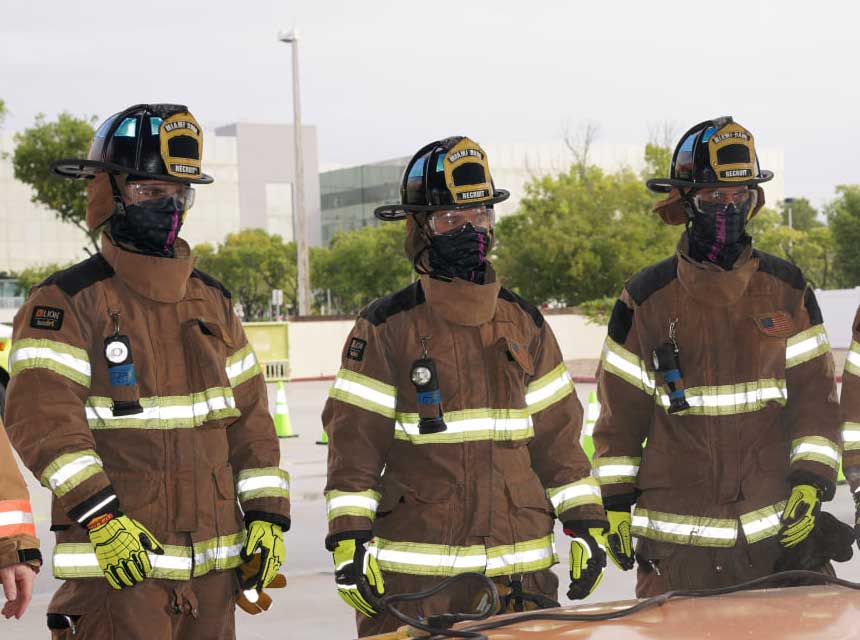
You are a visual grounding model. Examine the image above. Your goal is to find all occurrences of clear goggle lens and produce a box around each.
[428,206,494,234]
[692,187,756,210]
[126,182,196,210]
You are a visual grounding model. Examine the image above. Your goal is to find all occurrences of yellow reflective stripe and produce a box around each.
[842,422,860,452]
[41,450,103,498]
[393,408,533,444]
[85,388,240,430]
[546,477,601,513]
[740,501,786,544]
[225,343,261,387]
[9,338,91,388]
[845,340,860,377]
[368,534,557,577]
[236,467,290,502]
[631,507,738,547]
[656,379,787,416]
[325,489,381,521]
[52,534,244,581]
[790,436,840,470]
[526,363,574,414]
[786,325,830,368]
[601,338,656,393]
[329,369,397,419]
[592,456,641,485]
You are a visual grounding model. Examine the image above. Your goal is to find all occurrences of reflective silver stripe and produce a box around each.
[785,325,830,368]
[740,501,786,544]
[236,475,289,494]
[592,457,640,485]
[10,339,92,387]
[395,412,531,438]
[525,364,574,413]
[326,494,379,513]
[0,510,34,527]
[225,345,260,386]
[47,455,102,491]
[329,369,397,418]
[601,339,656,392]
[656,379,787,416]
[76,494,117,524]
[842,422,860,451]
[631,508,738,547]
[325,489,382,522]
[546,478,601,512]
[846,341,860,376]
[790,436,840,468]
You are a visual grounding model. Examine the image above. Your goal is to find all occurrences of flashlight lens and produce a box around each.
[411,366,432,386]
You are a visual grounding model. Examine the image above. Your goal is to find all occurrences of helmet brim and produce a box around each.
[646,170,773,194]
[374,189,510,221]
[50,158,214,185]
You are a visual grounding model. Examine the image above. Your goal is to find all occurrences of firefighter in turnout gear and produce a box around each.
[0,418,41,620]
[323,136,607,636]
[840,308,860,545]
[593,117,841,596]
[5,104,290,639]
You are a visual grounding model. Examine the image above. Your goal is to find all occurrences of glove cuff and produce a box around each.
[325,530,373,552]
[71,486,122,530]
[563,519,609,538]
[788,470,833,500]
[602,492,638,512]
[244,511,291,532]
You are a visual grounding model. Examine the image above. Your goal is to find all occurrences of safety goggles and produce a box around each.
[428,206,494,235]
[692,186,757,210]
[125,181,196,210]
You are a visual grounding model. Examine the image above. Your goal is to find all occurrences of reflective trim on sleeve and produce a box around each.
[601,338,656,393]
[225,344,262,387]
[236,467,290,503]
[52,533,244,581]
[592,456,641,485]
[367,534,557,577]
[329,369,397,419]
[9,338,91,388]
[525,363,575,414]
[41,450,104,498]
[785,325,831,369]
[325,489,381,522]
[546,477,602,514]
[393,408,533,445]
[845,340,860,377]
[656,379,787,416]
[740,501,787,544]
[790,436,841,470]
[631,507,738,547]
[0,499,36,538]
[842,422,860,452]
[85,387,240,430]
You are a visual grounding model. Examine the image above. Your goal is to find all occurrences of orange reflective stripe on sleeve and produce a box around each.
[0,499,36,538]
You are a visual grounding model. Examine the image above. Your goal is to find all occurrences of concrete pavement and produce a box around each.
[3,380,859,639]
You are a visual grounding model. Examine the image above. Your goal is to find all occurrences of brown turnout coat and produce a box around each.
[0,417,40,570]
[323,267,605,581]
[5,235,290,587]
[594,237,839,559]
[839,306,860,489]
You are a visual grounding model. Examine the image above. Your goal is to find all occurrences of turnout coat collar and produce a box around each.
[100,233,196,304]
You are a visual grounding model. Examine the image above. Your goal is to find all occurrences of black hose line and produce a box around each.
[383,570,860,640]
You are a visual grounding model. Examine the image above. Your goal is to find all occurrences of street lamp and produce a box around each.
[784,197,795,230]
[278,28,311,316]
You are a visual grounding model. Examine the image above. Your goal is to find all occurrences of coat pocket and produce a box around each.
[214,463,243,534]
[374,474,456,542]
[182,318,234,392]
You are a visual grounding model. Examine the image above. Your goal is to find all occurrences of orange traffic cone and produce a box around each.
[274,381,297,438]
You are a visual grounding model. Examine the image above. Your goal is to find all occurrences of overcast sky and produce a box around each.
[1,0,857,207]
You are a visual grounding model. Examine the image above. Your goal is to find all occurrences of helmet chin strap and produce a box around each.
[107,174,127,217]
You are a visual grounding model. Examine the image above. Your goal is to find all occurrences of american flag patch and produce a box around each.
[755,311,795,337]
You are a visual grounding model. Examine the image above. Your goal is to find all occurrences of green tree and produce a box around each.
[12,112,99,252]
[827,185,860,287]
[493,159,677,306]
[194,229,297,320]
[312,222,412,314]
[14,263,73,296]
[777,198,821,231]
[0,99,6,127]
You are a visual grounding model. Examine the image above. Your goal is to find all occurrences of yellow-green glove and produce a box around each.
[86,513,164,590]
[332,538,384,617]
[605,510,634,570]
[241,521,284,592]
[566,526,607,600]
[779,484,822,548]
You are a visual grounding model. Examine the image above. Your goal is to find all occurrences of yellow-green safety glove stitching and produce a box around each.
[779,484,821,548]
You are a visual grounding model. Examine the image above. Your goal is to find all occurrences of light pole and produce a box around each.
[784,197,795,230]
[278,28,311,316]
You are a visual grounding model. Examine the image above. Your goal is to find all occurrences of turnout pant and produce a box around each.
[357,568,559,637]
[47,570,239,640]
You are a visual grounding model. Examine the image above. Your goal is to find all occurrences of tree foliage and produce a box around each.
[12,112,99,252]
[194,229,297,320]
[0,99,6,128]
[777,197,821,231]
[493,158,677,306]
[312,222,413,315]
[827,186,860,287]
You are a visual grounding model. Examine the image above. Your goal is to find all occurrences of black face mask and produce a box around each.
[428,223,491,283]
[109,197,184,257]
[687,199,752,270]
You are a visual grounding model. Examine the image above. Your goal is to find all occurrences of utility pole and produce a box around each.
[278,29,311,316]
[784,197,795,230]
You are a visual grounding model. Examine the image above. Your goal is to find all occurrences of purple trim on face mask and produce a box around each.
[164,208,181,254]
[707,207,728,262]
